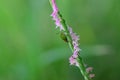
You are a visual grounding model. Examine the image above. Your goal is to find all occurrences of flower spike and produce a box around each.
[49,0,95,80]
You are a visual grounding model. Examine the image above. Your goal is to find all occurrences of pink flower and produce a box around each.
[86,67,95,78]
[69,56,79,67]
[51,0,64,31]
[50,0,95,79]
[89,74,95,79]
[50,0,81,66]
[69,27,81,66]
[68,27,95,78]
[86,67,93,73]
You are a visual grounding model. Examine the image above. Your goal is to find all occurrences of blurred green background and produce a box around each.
[0,0,120,80]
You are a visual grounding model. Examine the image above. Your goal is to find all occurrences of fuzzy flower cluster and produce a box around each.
[50,0,95,79]
[51,0,80,67]
[50,0,80,66]
[86,67,95,78]
[69,27,95,78]
[68,27,81,66]
[51,0,64,31]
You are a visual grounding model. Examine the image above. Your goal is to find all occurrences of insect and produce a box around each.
[60,32,68,42]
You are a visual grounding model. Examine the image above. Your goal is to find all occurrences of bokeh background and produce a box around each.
[0,0,120,80]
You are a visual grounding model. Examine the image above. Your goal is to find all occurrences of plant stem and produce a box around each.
[49,0,91,80]
[58,11,91,80]
[78,56,91,80]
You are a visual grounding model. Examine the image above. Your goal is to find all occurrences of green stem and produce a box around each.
[78,56,91,80]
[58,13,90,80]
[58,11,73,52]
[49,0,91,80]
